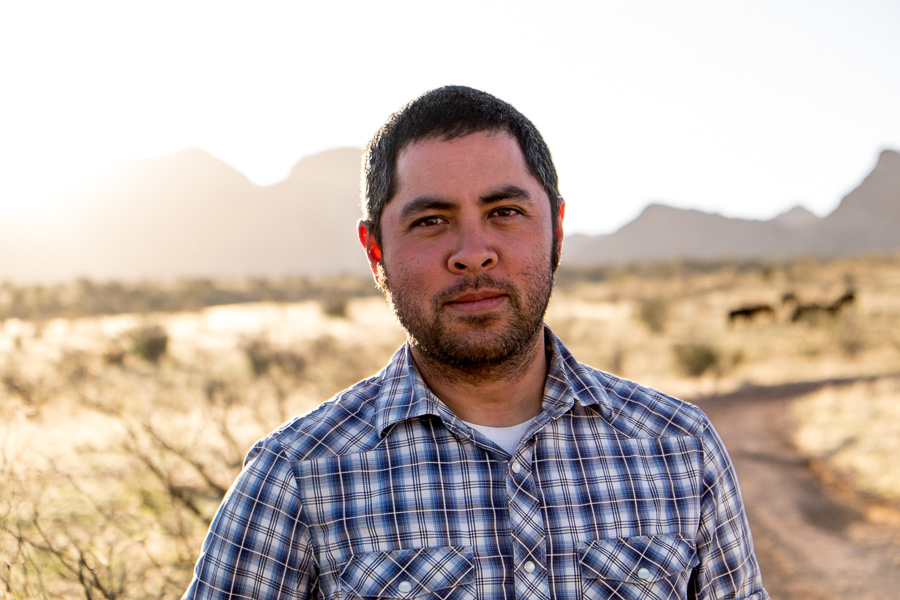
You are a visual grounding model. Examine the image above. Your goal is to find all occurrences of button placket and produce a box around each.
[506,446,550,600]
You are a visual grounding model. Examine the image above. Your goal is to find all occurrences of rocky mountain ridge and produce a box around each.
[565,149,900,265]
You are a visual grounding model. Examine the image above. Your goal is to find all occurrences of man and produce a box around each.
[184,86,768,599]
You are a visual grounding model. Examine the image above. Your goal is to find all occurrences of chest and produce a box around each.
[295,418,703,598]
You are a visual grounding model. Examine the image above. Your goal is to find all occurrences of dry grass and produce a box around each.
[548,255,900,397]
[791,377,900,503]
[1,256,899,597]
[0,297,404,598]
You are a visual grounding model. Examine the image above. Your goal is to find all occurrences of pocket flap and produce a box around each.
[340,546,474,599]
[578,534,698,583]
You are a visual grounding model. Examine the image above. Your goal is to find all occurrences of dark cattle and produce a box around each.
[791,289,856,323]
[781,292,798,306]
[790,303,828,323]
[728,304,775,324]
[829,289,856,312]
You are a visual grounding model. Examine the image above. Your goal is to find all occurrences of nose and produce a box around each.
[448,225,498,275]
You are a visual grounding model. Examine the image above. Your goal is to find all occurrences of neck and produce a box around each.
[410,327,548,427]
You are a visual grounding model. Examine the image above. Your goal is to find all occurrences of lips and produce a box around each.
[443,289,508,313]
[446,289,506,304]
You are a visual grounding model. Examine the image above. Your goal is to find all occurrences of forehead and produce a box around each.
[393,130,539,196]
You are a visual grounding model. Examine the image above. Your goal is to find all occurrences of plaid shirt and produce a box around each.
[184,328,768,600]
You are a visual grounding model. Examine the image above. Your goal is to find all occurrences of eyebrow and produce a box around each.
[398,196,456,221]
[482,185,533,204]
[397,185,535,221]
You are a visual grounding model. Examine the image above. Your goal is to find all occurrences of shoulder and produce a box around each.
[566,362,736,484]
[570,360,711,440]
[547,328,712,440]
[248,371,387,465]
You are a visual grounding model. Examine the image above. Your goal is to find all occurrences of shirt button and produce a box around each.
[511,461,522,474]
[398,581,412,594]
[637,567,651,581]
[524,560,536,574]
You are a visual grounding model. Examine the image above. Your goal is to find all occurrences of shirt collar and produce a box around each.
[374,326,613,437]
[374,343,452,437]
[543,327,613,416]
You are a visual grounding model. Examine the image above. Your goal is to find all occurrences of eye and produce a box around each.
[492,207,522,218]
[412,215,446,228]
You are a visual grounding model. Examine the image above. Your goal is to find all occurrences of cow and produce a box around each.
[728,304,776,325]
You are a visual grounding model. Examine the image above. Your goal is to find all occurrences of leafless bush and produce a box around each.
[0,338,315,598]
[1,456,190,599]
[1,365,51,414]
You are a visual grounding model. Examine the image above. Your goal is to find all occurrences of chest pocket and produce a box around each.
[578,534,699,600]
[339,546,475,600]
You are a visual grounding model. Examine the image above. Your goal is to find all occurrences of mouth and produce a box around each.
[443,289,508,313]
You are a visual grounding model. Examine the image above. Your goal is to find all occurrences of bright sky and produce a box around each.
[2,0,898,235]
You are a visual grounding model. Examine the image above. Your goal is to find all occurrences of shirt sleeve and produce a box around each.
[693,420,769,600]
[183,438,317,599]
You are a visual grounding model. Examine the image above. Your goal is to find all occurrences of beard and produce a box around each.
[379,261,554,373]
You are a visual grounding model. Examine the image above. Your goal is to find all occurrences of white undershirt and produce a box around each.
[463,418,536,454]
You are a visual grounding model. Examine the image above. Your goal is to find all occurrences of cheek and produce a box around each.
[380,248,434,294]
[385,243,443,279]
[508,235,553,266]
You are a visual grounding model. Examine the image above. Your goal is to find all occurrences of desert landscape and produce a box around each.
[2,256,899,598]
[4,2,899,597]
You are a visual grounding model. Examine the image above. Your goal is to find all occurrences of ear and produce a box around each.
[554,199,566,258]
[357,220,382,277]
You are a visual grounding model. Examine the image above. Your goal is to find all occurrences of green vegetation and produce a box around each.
[637,296,670,333]
[128,324,169,364]
[673,341,721,377]
[0,275,378,322]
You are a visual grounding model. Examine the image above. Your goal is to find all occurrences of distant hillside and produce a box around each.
[2,148,898,283]
[565,149,900,265]
[3,148,368,282]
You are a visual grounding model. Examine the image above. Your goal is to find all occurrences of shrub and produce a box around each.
[243,338,276,378]
[836,319,865,358]
[103,342,126,366]
[673,342,721,377]
[320,291,350,319]
[242,338,307,379]
[129,324,169,364]
[637,297,669,333]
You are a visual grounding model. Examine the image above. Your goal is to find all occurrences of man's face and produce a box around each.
[365,130,564,369]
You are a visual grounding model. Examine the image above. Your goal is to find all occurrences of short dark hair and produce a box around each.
[361,86,562,248]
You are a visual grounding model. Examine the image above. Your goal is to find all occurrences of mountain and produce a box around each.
[770,206,821,230]
[564,204,788,263]
[2,148,898,283]
[803,149,900,255]
[564,149,900,266]
[4,148,368,282]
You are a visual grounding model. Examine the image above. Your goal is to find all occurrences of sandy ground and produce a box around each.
[693,375,900,600]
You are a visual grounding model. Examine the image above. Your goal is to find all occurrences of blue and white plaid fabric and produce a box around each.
[184,328,768,599]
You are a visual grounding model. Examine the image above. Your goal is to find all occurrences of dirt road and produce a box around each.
[693,376,900,600]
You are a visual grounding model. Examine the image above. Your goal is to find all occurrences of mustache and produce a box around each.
[434,274,518,305]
